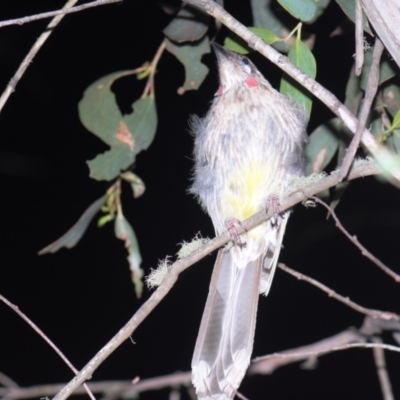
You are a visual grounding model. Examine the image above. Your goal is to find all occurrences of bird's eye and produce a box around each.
[241,57,252,73]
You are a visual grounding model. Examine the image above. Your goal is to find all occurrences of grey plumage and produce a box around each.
[190,43,307,399]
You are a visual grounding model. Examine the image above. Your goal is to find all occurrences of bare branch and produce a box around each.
[0,371,18,388]
[141,40,167,98]
[355,0,364,76]
[2,316,399,398]
[0,0,121,115]
[278,263,399,321]
[184,0,400,184]
[339,38,385,180]
[372,337,394,400]
[0,0,121,29]
[0,294,96,400]
[311,196,400,283]
[249,329,365,374]
[49,161,379,400]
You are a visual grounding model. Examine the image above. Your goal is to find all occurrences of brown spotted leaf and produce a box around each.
[79,71,157,181]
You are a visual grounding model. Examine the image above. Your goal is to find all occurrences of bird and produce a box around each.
[189,42,308,399]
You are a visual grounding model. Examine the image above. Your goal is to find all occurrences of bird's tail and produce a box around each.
[191,249,263,399]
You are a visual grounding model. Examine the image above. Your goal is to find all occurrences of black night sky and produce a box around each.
[0,1,399,399]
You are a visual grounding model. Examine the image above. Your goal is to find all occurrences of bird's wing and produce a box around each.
[192,249,262,399]
[260,212,290,296]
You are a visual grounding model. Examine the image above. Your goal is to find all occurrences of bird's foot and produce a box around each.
[266,195,282,226]
[225,218,246,248]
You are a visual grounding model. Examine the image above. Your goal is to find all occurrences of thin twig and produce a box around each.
[355,0,364,76]
[0,371,18,388]
[0,294,96,400]
[372,336,394,400]
[250,329,366,374]
[184,0,400,185]
[278,264,399,321]
[0,0,121,29]
[2,318,398,399]
[339,38,385,180]
[0,0,121,115]
[311,196,400,283]
[49,161,379,400]
[141,40,167,98]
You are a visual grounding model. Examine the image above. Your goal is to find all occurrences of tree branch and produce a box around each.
[0,0,121,29]
[278,263,399,321]
[311,196,400,283]
[184,0,400,185]
[3,314,399,399]
[0,0,121,115]
[339,38,384,180]
[0,294,95,400]
[50,161,379,400]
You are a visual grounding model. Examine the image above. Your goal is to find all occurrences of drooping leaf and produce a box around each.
[163,4,209,43]
[344,65,362,115]
[383,84,400,118]
[392,109,400,130]
[305,118,340,175]
[335,0,372,34]
[38,195,107,255]
[120,171,146,198]
[79,71,157,181]
[280,37,316,118]
[165,36,211,94]
[360,48,397,91]
[115,212,143,298]
[278,0,317,22]
[224,27,279,54]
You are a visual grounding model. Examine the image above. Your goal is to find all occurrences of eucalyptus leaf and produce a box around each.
[360,49,397,91]
[278,0,316,22]
[224,27,279,54]
[165,36,211,93]
[38,195,107,255]
[280,38,316,118]
[79,71,157,181]
[250,0,291,52]
[163,4,209,43]
[306,118,340,175]
[115,213,143,298]
[383,84,400,118]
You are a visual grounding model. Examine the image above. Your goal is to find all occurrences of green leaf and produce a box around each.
[115,213,143,298]
[224,27,279,54]
[163,5,209,43]
[250,0,291,52]
[97,213,114,227]
[360,48,397,91]
[79,71,157,181]
[38,195,107,255]
[278,0,317,22]
[305,118,340,174]
[165,36,211,94]
[335,0,372,34]
[280,38,316,118]
[392,109,400,130]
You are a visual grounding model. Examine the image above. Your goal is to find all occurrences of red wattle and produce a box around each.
[245,77,258,87]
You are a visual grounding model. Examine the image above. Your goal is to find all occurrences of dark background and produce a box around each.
[0,1,399,399]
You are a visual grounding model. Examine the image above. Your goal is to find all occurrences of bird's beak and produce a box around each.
[211,42,233,63]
